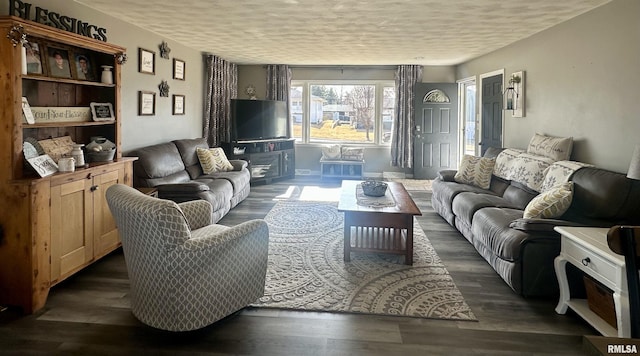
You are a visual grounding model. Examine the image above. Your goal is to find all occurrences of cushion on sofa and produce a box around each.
[132,142,190,187]
[454,155,496,189]
[527,133,573,161]
[197,147,234,174]
[523,182,573,219]
[471,207,529,261]
[173,138,209,179]
[202,170,251,194]
[452,192,520,227]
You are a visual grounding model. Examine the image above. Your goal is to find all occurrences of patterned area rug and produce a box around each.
[252,201,476,321]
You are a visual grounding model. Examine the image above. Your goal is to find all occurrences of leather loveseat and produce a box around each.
[131,138,250,223]
[432,149,640,297]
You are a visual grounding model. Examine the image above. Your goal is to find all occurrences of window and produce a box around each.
[458,78,477,156]
[291,81,395,145]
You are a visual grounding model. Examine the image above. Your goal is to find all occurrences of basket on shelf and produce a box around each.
[361,180,388,197]
[87,148,116,162]
[86,137,116,162]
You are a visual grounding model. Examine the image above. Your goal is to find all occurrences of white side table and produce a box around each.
[554,226,631,338]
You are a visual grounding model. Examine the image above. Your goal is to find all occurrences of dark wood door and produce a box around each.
[480,74,503,155]
[413,83,458,179]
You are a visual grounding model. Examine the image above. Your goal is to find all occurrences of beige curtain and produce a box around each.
[390,65,423,168]
[203,55,237,147]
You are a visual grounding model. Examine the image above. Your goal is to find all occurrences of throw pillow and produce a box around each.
[523,182,574,219]
[321,144,342,160]
[527,133,573,161]
[196,147,234,174]
[454,155,496,190]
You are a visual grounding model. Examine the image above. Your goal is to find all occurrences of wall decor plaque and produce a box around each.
[90,102,115,121]
[30,107,91,123]
[26,155,58,177]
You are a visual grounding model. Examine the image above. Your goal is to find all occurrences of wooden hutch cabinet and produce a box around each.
[0,17,134,313]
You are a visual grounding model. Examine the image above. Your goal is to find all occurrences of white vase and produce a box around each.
[100,65,113,84]
[21,45,27,75]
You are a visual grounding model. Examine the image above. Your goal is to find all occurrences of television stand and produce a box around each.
[221,139,295,184]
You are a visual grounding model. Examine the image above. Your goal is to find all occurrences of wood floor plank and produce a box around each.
[0,176,598,355]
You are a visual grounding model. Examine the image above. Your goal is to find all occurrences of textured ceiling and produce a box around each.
[75,0,610,65]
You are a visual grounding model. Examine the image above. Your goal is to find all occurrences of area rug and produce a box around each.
[388,178,432,191]
[252,200,476,321]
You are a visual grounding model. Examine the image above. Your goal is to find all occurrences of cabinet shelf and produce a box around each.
[23,75,116,88]
[24,121,115,128]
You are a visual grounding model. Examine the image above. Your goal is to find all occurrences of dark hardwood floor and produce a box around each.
[0,176,597,355]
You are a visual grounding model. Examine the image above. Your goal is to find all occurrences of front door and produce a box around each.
[480,74,503,155]
[413,83,458,179]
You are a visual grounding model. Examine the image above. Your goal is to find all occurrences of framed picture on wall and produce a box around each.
[172,94,185,115]
[139,91,156,116]
[173,58,185,80]
[138,48,155,75]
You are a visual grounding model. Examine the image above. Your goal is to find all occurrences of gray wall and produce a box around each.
[2,0,205,153]
[238,65,456,177]
[457,0,640,173]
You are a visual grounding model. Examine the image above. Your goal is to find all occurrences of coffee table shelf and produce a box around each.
[338,180,421,265]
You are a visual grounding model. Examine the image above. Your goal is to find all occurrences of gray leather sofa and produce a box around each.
[432,154,640,297]
[131,138,250,223]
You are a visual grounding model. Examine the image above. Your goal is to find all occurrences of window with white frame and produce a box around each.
[291,81,395,144]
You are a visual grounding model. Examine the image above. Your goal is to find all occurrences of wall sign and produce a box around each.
[9,0,108,42]
[30,107,91,123]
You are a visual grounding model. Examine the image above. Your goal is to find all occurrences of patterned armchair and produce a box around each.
[106,184,269,331]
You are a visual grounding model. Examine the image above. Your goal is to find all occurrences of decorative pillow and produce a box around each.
[341,147,364,161]
[321,144,342,160]
[196,147,234,174]
[454,155,496,190]
[523,182,573,219]
[527,133,573,161]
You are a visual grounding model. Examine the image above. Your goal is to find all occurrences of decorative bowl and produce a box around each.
[361,180,388,197]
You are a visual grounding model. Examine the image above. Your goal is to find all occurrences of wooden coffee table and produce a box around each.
[337,180,422,265]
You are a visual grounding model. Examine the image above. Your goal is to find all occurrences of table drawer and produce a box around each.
[562,237,617,285]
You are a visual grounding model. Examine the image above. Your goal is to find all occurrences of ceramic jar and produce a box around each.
[71,144,85,167]
[100,65,113,84]
[58,157,75,172]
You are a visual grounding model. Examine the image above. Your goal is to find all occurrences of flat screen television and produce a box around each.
[231,99,289,142]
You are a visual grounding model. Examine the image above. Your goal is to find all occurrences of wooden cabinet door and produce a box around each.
[93,168,124,258]
[50,179,94,283]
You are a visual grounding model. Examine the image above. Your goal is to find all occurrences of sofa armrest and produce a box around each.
[156,182,210,193]
[178,200,213,230]
[509,218,586,233]
[229,159,248,171]
[438,169,457,182]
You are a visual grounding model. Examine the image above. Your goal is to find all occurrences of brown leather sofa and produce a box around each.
[432,156,640,297]
[130,138,250,222]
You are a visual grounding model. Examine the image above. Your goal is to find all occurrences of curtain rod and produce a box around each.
[261,65,398,70]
